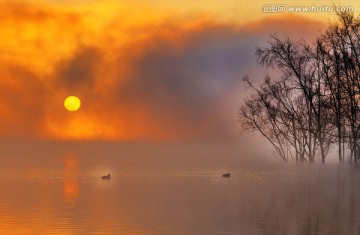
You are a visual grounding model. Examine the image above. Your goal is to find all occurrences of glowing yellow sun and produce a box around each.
[64,96,81,112]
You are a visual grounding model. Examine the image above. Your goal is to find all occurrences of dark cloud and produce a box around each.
[113,15,325,140]
[114,25,265,140]
[56,47,102,92]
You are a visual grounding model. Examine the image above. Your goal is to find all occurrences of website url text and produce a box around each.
[261,5,354,13]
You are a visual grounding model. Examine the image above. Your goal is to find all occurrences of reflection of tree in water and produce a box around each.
[236,166,360,235]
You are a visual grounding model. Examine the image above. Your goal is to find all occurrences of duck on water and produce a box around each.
[101,174,111,180]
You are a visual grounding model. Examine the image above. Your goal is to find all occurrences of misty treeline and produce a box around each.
[239,12,360,163]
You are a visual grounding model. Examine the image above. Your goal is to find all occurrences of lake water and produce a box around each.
[1,148,360,235]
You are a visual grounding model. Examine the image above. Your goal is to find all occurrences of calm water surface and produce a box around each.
[1,152,360,235]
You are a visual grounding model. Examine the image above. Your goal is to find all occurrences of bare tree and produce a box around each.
[239,73,325,162]
[315,12,360,162]
[253,36,334,162]
[237,14,360,162]
[239,76,289,161]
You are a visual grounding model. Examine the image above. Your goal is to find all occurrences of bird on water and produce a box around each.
[102,174,111,180]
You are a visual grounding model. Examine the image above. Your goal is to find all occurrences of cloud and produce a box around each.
[114,24,252,140]
[0,1,325,141]
[0,64,46,137]
[56,47,102,91]
[109,15,325,141]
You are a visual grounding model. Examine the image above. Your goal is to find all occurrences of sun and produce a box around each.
[64,96,81,112]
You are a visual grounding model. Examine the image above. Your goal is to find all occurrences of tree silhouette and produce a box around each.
[239,12,360,163]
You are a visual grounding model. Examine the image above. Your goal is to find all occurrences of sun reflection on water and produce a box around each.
[63,153,79,204]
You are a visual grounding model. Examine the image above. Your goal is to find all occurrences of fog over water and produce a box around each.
[1,141,359,235]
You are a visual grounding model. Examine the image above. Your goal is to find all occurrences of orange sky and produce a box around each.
[0,0,338,141]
